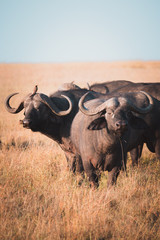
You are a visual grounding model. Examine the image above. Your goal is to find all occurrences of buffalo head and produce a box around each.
[5,86,72,132]
[78,91,154,136]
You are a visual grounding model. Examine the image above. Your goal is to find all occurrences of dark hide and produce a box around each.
[91,81,160,165]
[111,82,160,161]
[71,92,155,187]
[5,87,101,173]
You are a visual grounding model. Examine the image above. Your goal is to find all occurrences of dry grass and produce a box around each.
[0,62,160,239]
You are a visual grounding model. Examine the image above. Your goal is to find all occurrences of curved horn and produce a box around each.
[78,92,94,115]
[5,93,24,114]
[126,91,154,114]
[78,92,111,116]
[79,91,154,116]
[37,94,72,116]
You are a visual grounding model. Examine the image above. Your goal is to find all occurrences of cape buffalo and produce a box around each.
[110,82,160,163]
[71,91,154,187]
[5,85,101,173]
[89,81,160,165]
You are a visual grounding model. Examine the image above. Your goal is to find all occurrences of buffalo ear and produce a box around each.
[88,117,106,130]
[130,116,148,129]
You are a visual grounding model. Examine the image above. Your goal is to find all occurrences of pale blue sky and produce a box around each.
[0,0,160,62]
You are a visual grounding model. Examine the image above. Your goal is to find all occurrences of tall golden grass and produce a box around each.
[0,62,160,239]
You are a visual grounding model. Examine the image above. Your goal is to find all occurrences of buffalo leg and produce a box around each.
[155,139,160,161]
[107,166,120,187]
[65,153,76,172]
[75,154,84,173]
[83,159,99,188]
[130,143,143,166]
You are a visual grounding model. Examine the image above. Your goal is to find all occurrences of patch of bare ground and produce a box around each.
[0,61,160,239]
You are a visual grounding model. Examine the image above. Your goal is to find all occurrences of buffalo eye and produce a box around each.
[107,110,113,116]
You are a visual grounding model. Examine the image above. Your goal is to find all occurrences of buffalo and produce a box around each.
[5,85,101,173]
[110,82,160,163]
[89,81,160,165]
[71,91,154,187]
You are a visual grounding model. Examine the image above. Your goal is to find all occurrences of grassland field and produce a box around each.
[0,62,160,239]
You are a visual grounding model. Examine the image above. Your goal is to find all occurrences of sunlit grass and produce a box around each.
[0,140,159,239]
[0,63,160,239]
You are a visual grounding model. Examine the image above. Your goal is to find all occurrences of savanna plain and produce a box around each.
[0,62,160,240]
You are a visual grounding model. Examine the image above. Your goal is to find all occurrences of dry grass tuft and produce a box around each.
[0,62,160,239]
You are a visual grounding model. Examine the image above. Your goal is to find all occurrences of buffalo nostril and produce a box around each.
[116,122,120,128]
[115,121,128,129]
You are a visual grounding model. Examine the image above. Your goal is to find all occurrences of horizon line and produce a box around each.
[0,59,160,64]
